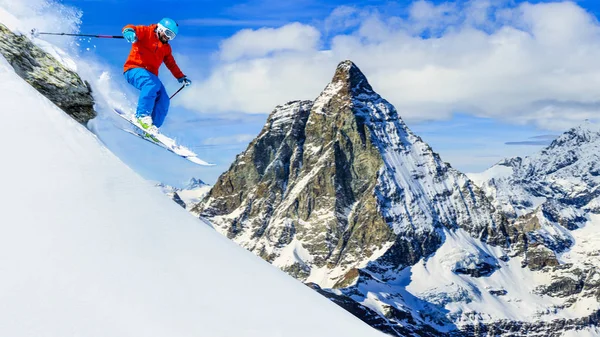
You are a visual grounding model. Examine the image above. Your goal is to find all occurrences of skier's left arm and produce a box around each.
[163,48,191,86]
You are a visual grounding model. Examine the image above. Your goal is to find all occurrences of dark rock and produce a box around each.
[333,268,360,289]
[282,262,310,281]
[538,275,585,298]
[489,289,508,296]
[0,24,96,124]
[171,192,186,208]
[462,310,600,337]
[523,244,560,271]
[455,261,499,278]
[312,286,443,337]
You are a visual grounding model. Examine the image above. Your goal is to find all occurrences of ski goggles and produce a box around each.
[163,28,176,40]
[157,24,176,41]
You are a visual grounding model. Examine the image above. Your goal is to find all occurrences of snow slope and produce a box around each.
[0,54,384,336]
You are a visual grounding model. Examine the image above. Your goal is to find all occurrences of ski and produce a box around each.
[113,108,214,166]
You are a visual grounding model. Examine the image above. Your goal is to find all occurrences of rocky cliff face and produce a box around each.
[0,24,95,124]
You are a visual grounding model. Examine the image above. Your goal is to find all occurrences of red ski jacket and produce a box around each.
[122,23,184,79]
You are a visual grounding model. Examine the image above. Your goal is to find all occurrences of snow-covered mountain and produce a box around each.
[185,177,208,189]
[193,61,600,336]
[470,122,600,221]
[157,178,212,210]
[0,8,386,337]
[467,122,600,331]
[469,123,600,258]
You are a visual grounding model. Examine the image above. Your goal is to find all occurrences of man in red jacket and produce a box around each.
[122,17,191,133]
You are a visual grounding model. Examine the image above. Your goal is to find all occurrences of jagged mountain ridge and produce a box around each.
[472,122,600,220]
[467,122,600,330]
[470,123,600,257]
[185,177,208,190]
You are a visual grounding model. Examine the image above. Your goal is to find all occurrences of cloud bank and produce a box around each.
[177,0,600,130]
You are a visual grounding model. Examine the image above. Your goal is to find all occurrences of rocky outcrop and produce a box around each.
[454,260,499,278]
[196,90,396,270]
[171,192,186,209]
[0,24,96,124]
[523,244,560,271]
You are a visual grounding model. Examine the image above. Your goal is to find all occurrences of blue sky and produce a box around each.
[56,0,600,186]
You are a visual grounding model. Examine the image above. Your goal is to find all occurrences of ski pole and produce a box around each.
[31,28,124,39]
[170,84,186,100]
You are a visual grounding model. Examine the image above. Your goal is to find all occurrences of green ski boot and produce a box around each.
[136,116,159,142]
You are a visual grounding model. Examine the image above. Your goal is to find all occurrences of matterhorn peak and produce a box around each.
[312,60,379,115]
[330,60,374,95]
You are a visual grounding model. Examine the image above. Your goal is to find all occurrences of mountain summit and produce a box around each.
[330,60,374,94]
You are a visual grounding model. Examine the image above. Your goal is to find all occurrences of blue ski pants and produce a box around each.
[124,68,169,127]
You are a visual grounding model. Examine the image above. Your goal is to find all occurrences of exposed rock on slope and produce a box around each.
[0,23,95,124]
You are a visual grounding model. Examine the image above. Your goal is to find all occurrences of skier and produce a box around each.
[122,18,191,133]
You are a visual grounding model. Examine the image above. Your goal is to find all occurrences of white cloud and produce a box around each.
[218,22,321,61]
[408,0,459,32]
[177,1,600,130]
[323,6,362,34]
